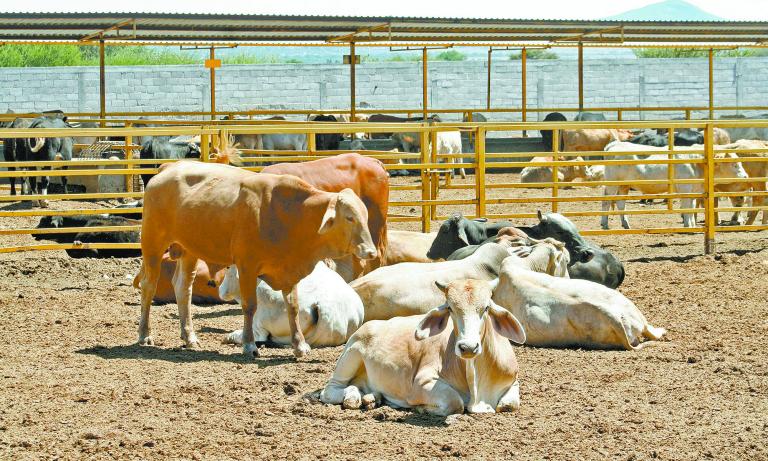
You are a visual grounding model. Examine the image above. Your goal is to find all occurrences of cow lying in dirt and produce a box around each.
[493,257,665,350]
[320,278,526,415]
[218,261,363,347]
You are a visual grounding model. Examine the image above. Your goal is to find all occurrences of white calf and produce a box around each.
[320,279,525,415]
[218,262,363,347]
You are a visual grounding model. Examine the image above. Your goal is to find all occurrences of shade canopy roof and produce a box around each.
[0,13,766,46]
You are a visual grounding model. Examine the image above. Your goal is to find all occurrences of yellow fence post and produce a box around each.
[429,130,438,219]
[420,129,431,232]
[551,129,560,213]
[667,126,674,211]
[201,129,211,163]
[307,130,316,156]
[704,123,716,254]
[124,121,133,194]
[475,127,486,218]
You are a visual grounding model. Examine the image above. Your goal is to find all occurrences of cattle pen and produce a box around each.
[0,12,767,461]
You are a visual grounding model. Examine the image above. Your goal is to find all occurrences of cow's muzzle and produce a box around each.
[355,245,377,260]
[456,341,482,359]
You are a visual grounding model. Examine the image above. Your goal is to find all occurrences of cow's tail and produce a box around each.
[642,323,666,342]
[210,136,243,165]
[132,266,143,289]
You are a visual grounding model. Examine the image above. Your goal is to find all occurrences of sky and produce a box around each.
[3,0,767,21]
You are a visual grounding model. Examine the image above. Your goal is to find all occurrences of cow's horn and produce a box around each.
[537,210,544,222]
[31,137,45,153]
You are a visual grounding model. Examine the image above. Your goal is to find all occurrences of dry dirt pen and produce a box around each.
[0,173,767,460]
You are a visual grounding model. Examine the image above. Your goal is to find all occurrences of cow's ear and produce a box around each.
[488,301,526,344]
[457,224,469,246]
[318,196,338,234]
[578,249,595,263]
[415,305,450,340]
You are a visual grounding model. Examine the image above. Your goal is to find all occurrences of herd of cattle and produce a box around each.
[27,138,664,416]
[5,109,768,415]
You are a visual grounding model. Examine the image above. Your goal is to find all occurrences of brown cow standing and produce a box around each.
[262,153,389,279]
[136,160,376,358]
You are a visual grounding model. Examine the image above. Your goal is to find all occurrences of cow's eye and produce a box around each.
[346,216,354,222]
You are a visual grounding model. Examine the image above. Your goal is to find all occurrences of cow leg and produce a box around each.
[616,186,630,229]
[236,266,260,357]
[173,253,200,348]
[601,186,616,229]
[320,345,365,409]
[137,256,163,346]
[681,197,695,227]
[38,169,50,208]
[8,167,16,196]
[746,182,765,225]
[496,380,521,412]
[412,377,464,417]
[282,284,311,358]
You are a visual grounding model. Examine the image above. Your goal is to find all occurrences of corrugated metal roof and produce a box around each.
[0,13,766,45]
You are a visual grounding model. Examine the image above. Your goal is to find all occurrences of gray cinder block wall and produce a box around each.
[0,57,765,120]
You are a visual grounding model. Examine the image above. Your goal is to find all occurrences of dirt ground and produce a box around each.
[1,173,767,460]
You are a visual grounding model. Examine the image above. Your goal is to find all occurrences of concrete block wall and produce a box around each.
[0,57,765,120]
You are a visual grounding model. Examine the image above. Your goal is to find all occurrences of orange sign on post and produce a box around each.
[204,59,222,69]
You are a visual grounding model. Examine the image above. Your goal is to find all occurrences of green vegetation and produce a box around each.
[0,44,304,67]
[434,50,466,61]
[509,49,558,60]
[633,48,768,58]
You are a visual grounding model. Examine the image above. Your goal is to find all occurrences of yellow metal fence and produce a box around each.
[1,119,767,255]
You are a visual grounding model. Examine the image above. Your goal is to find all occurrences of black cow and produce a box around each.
[25,116,74,203]
[523,212,624,288]
[312,114,343,150]
[429,212,625,288]
[33,214,141,258]
[426,213,513,260]
[574,112,606,121]
[111,200,143,220]
[1,116,34,195]
[628,129,704,147]
[139,138,200,187]
[540,112,567,151]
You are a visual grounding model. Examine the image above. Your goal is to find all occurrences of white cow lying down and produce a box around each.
[352,239,569,322]
[320,278,526,415]
[493,258,665,350]
[218,262,364,347]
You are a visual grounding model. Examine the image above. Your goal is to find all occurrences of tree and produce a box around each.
[434,50,466,61]
[633,48,767,58]
[509,49,558,60]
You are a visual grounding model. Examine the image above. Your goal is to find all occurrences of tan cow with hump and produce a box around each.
[320,278,526,415]
[135,160,376,358]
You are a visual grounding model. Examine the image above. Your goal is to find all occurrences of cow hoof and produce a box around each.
[467,402,495,414]
[293,342,311,358]
[342,387,362,410]
[39,200,49,208]
[184,340,201,350]
[243,342,260,358]
[137,336,154,346]
[362,394,377,410]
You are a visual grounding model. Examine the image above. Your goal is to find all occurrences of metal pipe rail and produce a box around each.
[4,105,768,123]
[1,119,767,254]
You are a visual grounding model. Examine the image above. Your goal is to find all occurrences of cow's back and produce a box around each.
[142,161,299,267]
[262,153,389,259]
